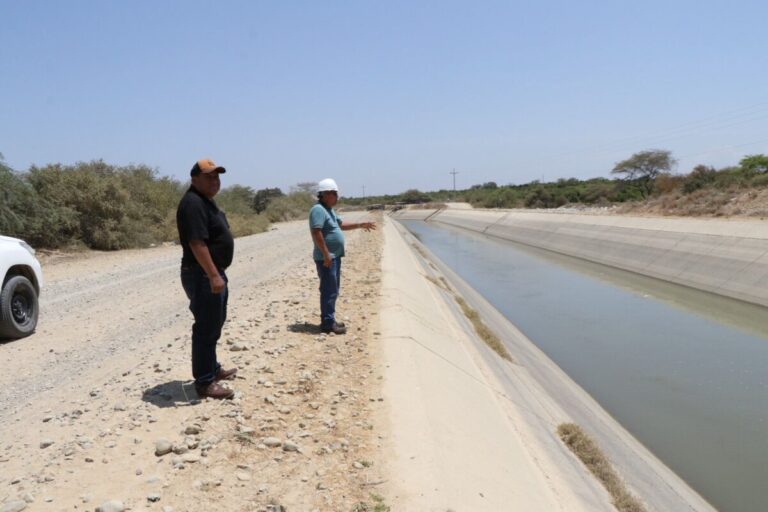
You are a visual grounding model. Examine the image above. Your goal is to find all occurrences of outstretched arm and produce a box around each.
[340,221,376,231]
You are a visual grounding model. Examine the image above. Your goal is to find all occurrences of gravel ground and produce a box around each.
[0,214,386,511]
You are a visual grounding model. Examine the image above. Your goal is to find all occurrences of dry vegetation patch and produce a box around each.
[415,243,512,362]
[557,423,646,512]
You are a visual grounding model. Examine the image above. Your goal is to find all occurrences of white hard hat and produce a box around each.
[317,178,339,194]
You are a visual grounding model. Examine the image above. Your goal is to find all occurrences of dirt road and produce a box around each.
[0,216,386,511]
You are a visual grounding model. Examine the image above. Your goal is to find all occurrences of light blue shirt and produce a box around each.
[309,203,345,261]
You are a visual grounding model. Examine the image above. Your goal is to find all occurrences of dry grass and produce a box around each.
[413,242,511,362]
[454,296,513,361]
[423,274,453,294]
[232,431,257,447]
[226,212,270,237]
[354,494,390,512]
[411,242,429,259]
[557,423,647,512]
[617,186,768,218]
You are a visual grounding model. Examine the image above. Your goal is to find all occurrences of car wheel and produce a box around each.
[0,275,39,339]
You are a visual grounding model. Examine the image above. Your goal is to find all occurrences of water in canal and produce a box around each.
[402,220,768,512]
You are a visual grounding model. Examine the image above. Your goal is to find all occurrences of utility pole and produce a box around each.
[362,185,366,200]
[450,168,459,193]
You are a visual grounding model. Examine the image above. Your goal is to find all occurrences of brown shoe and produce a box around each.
[195,382,234,400]
[321,323,347,335]
[215,367,238,382]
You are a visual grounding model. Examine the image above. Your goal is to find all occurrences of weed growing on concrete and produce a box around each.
[411,242,429,259]
[557,423,646,512]
[454,296,513,361]
[413,243,511,362]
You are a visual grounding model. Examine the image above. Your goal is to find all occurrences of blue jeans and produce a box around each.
[315,257,341,329]
[181,266,228,386]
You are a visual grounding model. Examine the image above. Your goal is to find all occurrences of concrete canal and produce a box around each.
[402,219,768,512]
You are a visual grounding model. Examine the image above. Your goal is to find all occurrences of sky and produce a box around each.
[1,0,768,197]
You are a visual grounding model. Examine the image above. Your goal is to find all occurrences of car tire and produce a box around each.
[0,275,39,339]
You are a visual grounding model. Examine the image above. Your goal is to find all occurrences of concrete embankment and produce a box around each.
[381,216,716,511]
[395,208,768,307]
[377,218,613,511]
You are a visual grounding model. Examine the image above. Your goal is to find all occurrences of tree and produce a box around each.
[739,154,768,174]
[400,189,430,204]
[612,150,676,180]
[470,181,498,190]
[291,182,317,195]
[216,185,256,215]
[253,187,284,213]
[612,150,676,198]
[683,165,717,193]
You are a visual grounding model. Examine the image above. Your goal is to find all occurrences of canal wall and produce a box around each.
[385,217,716,511]
[393,208,768,308]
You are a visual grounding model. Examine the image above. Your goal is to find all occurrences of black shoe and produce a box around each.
[321,323,347,335]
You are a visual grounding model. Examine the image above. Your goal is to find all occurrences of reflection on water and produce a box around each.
[403,220,768,512]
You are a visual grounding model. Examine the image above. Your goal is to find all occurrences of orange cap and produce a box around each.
[190,158,226,176]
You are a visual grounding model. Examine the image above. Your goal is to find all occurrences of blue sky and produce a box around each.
[2,1,767,196]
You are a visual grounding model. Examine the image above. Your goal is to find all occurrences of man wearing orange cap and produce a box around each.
[176,159,237,399]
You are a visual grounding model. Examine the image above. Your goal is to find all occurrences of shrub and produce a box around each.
[24,161,188,250]
[682,165,717,194]
[253,187,284,213]
[224,212,270,238]
[400,189,431,204]
[654,173,683,194]
[216,185,256,215]
[558,423,646,512]
[265,190,316,222]
[739,154,768,174]
[0,163,79,247]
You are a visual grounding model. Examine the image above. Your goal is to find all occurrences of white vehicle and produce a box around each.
[0,236,43,339]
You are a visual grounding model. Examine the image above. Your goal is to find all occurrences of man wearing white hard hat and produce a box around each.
[309,178,376,334]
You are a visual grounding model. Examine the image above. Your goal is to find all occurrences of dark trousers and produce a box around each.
[315,257,341,329]
[181,267,228,386]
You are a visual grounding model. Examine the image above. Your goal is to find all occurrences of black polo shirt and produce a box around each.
[176,186,234,270]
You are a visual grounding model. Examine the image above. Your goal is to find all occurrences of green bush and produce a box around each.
[0,162,78,247]
[253,187,284,213]
[24,161,186,250]
[216,185,256,215]
[265,189,315,222]
[682,165,717,194]
[215,185,270,237]
[225,212,270,238]
[740,154,768,175]
[1,158,281,249]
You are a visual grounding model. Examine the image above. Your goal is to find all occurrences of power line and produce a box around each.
[551,100,768,160]
[677,136,768,161]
